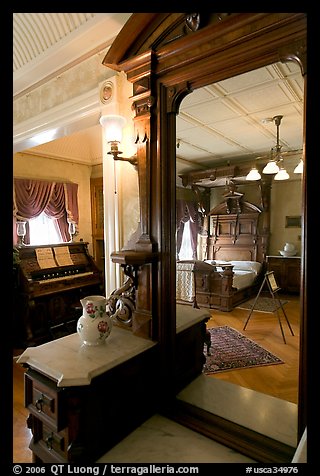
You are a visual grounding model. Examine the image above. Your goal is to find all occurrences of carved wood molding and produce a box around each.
[279,37,307,76]
[179,163,256,187]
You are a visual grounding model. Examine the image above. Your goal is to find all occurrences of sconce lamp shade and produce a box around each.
[16,220,27,246]
[99,115,126,143]
[246,167,261,181]
[274,168,289,180]
[17,221,26,237]
[294,159,303,174]
[262,160,279,174]
[68,221,76,241]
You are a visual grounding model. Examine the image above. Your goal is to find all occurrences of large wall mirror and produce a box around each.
[174,60,304,454]
[170,54,304,462]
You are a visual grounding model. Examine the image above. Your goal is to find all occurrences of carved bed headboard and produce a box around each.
[206,199,264,263]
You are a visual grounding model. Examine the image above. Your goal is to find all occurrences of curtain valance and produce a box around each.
[13,178,79,244]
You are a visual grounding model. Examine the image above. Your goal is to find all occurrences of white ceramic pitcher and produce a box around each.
[77,295,112,346]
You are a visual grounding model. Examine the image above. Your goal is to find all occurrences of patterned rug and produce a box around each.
[236,297,288,313]
[203,326,284,374]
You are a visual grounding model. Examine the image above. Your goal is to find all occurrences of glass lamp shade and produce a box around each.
[294,159,303,174]
[17,221,26,237]
[99,114,126,143]
[246,167,261,181]
[274,168,289,180]
[68,221,76,241]
[262,160,279,174]
[16,221,27,246]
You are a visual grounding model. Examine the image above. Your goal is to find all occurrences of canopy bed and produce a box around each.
[176,191,265,311]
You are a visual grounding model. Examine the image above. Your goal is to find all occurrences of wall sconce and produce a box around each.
[16,220,27,247]
[99,114,137,166]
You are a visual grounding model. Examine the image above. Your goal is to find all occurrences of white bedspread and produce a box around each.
[232,269,257,290]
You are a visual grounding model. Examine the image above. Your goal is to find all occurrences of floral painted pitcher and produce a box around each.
[77,295,112,346]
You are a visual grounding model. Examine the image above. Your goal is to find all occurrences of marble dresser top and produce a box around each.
[17,305,210,387]
[17,327,156,387]
[176,304,211,333]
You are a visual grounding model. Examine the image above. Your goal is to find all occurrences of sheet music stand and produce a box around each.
[243,271,294,344]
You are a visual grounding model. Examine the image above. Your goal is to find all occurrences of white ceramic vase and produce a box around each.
[77,295,112,346]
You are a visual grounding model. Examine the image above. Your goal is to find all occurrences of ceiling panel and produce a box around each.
[232,84,300,114]
[179,86,219,108]
[182,100,239,124]
[25,124,102,165]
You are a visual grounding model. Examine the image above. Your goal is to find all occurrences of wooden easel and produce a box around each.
[243,271,294,344]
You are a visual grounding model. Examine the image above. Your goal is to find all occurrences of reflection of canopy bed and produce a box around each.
[176,193,266,311]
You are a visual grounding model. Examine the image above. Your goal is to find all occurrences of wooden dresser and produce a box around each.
[17,306,210,463]
[266,255,301,294]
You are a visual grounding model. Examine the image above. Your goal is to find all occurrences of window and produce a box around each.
[178,220,193,260]
[29,212,62,245]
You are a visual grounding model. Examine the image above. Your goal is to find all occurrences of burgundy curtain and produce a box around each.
[176,199,200,259]
[13,179,79,245]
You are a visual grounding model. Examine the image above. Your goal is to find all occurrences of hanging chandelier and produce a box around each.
[246,115,303,181]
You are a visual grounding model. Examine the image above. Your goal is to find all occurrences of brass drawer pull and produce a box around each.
[35,397,44,412]
[45,433,53,450]
[34,390,55,414]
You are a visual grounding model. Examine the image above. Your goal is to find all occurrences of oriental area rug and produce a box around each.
[236,297,288,313]
[203,326,284,374]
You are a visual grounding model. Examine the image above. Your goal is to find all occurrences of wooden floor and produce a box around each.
[205,293,300,404]
[12,293,300,463]
[13,357,34,463]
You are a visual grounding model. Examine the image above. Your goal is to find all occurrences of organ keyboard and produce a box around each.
[15,242,103,346]
[38,271,93,284]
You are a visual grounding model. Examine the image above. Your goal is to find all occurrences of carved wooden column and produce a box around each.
[106,51,158,339]
[259,176,272,259]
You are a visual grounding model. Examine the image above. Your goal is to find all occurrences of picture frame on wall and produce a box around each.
[285,215,301,228]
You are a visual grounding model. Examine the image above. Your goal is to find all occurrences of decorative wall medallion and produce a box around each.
[100,81,113,104]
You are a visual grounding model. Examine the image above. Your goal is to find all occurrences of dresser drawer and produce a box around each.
[25,369,66,431]
[39,423,69,459]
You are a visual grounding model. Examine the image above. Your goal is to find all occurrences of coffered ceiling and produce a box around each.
[13,13,304,183]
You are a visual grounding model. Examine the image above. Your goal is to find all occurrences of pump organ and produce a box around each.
[15,242,103,345]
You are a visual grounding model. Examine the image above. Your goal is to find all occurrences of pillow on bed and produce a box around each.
[204,259,230,266]
[204,259,233,272]
[229,260,262,275]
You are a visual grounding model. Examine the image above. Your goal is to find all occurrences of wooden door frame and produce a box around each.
[103,12,307,450]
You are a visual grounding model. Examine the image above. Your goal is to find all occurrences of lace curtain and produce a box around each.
[176,199,200,259]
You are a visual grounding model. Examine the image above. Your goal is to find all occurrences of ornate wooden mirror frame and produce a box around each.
[103,13,307,459]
